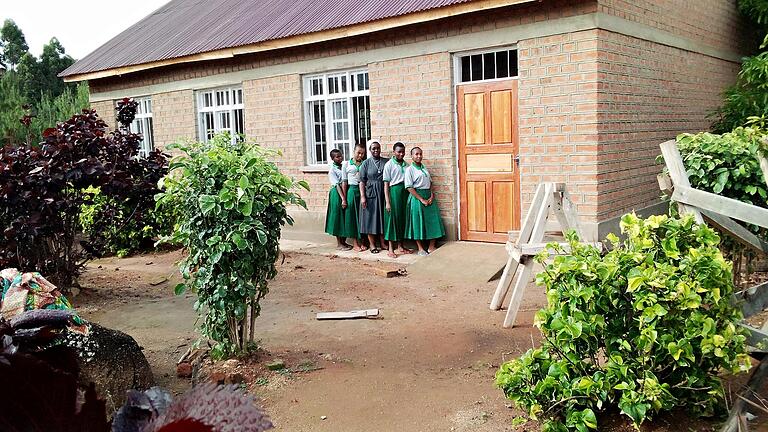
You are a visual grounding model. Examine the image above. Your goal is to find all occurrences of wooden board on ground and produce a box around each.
[316,309,380,320]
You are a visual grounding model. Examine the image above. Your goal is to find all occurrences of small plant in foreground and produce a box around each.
[156,134,308,359]
[496,214,750,432]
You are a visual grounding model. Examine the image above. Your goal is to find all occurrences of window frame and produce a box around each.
[453,46,519,85]
[124,96,154,158]
[196,86,245,144]
[302,69,371,167]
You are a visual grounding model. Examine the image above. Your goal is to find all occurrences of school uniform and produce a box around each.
[324,163,345,237]
[404,163,445,240]
[383,157,408,242]
[358,156,386,235]
[341,158,363,239]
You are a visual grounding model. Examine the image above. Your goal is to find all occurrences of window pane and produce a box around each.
[461,56,471,82]
[340,75,347,93]
[496,51,509,79]
[470,54,482,81]
[146,118,154,148]
[483,53,495,80]
[328,76,337,94]
[334,122,349,141]
[509,50,519,77]
[234,109,244,136]
[352,95,371,145]
[203,93,213,108]
[309,100,327,164]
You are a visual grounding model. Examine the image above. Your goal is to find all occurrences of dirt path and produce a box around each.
[74,249,545,431]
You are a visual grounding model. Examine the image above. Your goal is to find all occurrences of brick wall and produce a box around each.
[594,29,741,220]
[368,53,455,229]
[152,90,196,151]
[517,29,601,223]
[598,0,752,54]
[91,100,116,129]
[242,75,323,211]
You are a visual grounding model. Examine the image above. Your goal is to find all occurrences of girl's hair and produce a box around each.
[330,149,342,158]
[410,146,422,155]
[354,142,367,150]
[393,142,405,151]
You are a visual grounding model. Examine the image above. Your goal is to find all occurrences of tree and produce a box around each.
[39,38,74,98]
[0,19,29,69]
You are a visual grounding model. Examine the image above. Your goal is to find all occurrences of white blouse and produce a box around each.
[328,163,343,186]
[382,158,407,186]
[405,164,432,190]
[341,159,362,186]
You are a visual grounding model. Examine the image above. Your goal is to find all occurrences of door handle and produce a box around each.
[514,155,520,166]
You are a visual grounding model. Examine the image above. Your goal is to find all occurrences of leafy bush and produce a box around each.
[0,104,168,288]
[675,126,768,205]
[711,51,768,133]
[157,134,308,358]
[496,214,750,432]
[80,185,176,257]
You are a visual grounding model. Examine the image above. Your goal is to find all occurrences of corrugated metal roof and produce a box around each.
[60,0,478,77]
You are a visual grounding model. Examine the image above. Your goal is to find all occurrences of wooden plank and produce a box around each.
[504,183,554,328]
[492,181,517,234]
[659,140,704,223]
[721,355,768,432]
[316,309,380,320]
[466,181,487,232]
[489,183,548,311]
[701,210,768,255]
[466,154,514,172]
[507,242,603,261]
[673,185,768,230]
[734,281,768,319]
[740,323,768,352]
[491,90,513,144]
[760,154,768,190]
[464,93,485,145]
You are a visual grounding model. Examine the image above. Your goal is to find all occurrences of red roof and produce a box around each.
[60,0,482,78]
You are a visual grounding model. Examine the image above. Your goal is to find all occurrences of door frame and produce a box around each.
[451,46,520,242]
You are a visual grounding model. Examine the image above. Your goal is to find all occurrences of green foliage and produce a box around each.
[674,126,768,206]
[0,19,29,69]
[496,214,750,432]
[80,186,177,257]
[740,0,768,25]
[157,134,309,358]
[0,71,89,146]
[711,51,768,133]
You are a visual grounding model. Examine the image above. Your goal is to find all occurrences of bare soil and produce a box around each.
[73,249,768,431]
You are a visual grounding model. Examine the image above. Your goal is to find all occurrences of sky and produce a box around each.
[2,0,169,60]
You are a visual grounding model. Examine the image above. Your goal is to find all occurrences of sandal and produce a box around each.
[417,250,429,257]
[387,251,398,258]
[370,248,381,254]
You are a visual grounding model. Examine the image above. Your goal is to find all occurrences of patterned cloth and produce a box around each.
[0,268,88,335]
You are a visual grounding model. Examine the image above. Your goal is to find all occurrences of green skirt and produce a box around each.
[325,186,345,237]
[384,183,408,241]
[405,189,445,240]
[342,185,362,239]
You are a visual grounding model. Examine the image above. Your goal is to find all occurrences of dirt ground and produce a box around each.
[73,249,767,431]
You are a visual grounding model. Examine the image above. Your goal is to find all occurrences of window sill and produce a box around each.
[300,165,328,173]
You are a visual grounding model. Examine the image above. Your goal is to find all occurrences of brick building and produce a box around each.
[61,0,751,242]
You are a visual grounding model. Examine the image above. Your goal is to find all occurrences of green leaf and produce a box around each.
[174,283,186,295]
[232,232,248,250]
[256,229,267,245]
[238,199,253,216]
[198,195,217,215]
[581,409,597,429]
[239,175,250,189]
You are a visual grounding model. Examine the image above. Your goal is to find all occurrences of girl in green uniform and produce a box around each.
[383,142,412,258]
[341,143,368,251]
[405,147,445,256]
[325,149,351,250]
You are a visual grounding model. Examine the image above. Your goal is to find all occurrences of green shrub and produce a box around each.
[156,134,308,359]
[675,126,768,206]
[496,214,750,432]
[80,186,177,257]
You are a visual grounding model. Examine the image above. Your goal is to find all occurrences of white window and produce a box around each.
[303,70,371,165]
[196,86,244,144]
[128,97,154,157]
[457,48,518,83]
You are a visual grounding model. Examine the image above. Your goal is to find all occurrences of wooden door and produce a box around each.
[458,80,520,243]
